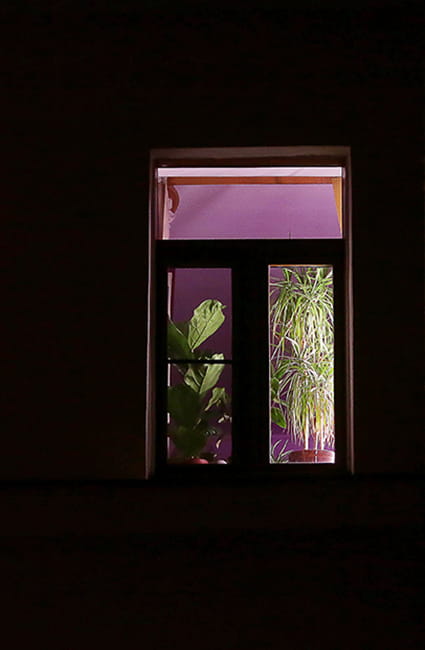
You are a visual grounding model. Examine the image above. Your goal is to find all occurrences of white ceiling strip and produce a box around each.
[157,167,343,178]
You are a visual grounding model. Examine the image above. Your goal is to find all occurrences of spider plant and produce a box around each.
[270,266,334,451]
[270,439,291,463]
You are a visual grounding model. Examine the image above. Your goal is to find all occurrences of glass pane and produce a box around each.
[269,265,335,464]
[166,267,232,465]
[167,364,232,465]
[157,168,343,240]
[167,268,232,359]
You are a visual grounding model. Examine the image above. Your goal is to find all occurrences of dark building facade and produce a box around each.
[0,3,423,648]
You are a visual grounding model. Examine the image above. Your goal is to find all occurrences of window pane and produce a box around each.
[167,363,232,464]
[157,168,343,240]
[269,265,335,464]
[166,267,232,464]
[167,268,232,359]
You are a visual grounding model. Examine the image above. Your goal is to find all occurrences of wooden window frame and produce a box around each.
[147,147,353,479]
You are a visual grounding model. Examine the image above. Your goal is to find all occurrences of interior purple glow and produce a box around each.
[168,184,341,240]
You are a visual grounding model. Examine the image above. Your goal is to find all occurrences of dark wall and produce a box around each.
[1,527,422,650]
[1,5,423,480]
[0,5,423,648]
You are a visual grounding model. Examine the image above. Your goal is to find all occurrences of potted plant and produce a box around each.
[270,266,335,463]
[167,299,231,464]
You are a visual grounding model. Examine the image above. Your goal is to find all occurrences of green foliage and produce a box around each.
[184,354,225,394]
[167,299,231,459]
[169,424,211,459]
[270,440,291,464]
[270,267,335,450]
[167,383,200,429]
[187,299,226,350]
[271,406,286,429]
[167,320,193,361]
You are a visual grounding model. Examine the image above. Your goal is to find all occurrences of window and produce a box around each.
[147,147,352,477]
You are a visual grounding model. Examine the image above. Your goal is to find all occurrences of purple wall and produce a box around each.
[169,184,341,239]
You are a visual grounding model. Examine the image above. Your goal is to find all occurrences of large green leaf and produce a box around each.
[167,319,193,360]
[167,383,200,428]
[169,423,208,457]
[184,355,224,395]
[187,300,226,351]
[205,387,228,412]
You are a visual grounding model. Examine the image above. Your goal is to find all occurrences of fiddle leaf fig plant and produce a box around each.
[167,299,231,459]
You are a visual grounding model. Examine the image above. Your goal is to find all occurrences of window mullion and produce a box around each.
[332,252,349,471]
[233,252,270,467]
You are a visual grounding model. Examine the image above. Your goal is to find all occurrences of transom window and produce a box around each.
[156,165,343,240]
[148,147,352,476]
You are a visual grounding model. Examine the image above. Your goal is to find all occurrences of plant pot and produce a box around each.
[179,458,209,465]
[288,449,335,463]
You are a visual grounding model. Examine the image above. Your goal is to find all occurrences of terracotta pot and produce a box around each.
[288,449,335,463]
[179,458,209,465]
